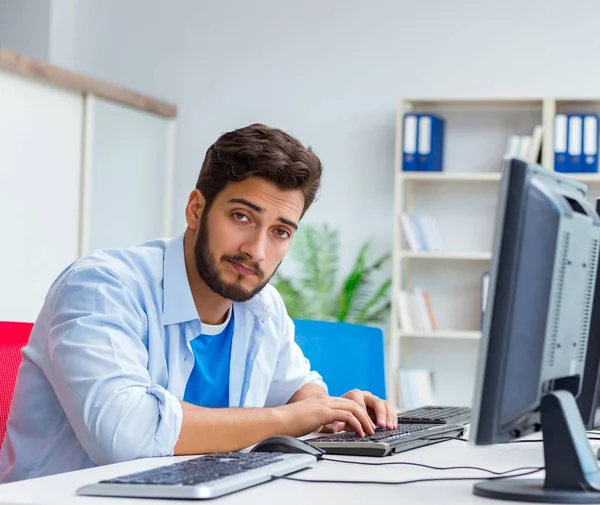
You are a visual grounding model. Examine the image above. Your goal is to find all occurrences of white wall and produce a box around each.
[42,0,600,281]
[0,0,51,60]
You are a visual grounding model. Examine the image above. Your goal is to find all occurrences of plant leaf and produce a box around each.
[362,300,392,324]
[368,252,392,271]
[336,242,369,321]
[271,276,308,319]
[290,224,339,319]
[274,224,392,325]
[355,278,392,324]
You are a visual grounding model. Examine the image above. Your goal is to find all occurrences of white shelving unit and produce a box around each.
[389,97,600,410]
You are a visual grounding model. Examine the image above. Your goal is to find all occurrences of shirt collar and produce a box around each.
[162,232,199,325]
[238,293,272,322]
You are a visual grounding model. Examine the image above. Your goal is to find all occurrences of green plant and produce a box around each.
[271,223,392,324]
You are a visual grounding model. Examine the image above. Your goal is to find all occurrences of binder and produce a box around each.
[554,114,569,173]
[416,114,445,172]
[402,114,418,171]
[568,114,583,173]
[583,114,599,173]
[481,271,490,330]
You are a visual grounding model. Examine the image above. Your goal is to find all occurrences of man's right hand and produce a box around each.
[276,394,376,438]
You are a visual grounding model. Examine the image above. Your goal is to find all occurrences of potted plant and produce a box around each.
[271,223,391,324]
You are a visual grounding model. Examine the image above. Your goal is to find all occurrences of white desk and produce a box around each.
[1,434,586,505]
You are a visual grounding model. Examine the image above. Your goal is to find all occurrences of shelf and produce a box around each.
[565,174,600,183]
[402,98,543,108]
[399,330,482,340]
[401,172,501,182]
[400,251,492,261]
[401,172,600,184]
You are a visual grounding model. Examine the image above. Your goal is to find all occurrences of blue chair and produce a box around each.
[292,319,387,399]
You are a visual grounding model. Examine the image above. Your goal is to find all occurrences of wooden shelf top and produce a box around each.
[0,47,177,118]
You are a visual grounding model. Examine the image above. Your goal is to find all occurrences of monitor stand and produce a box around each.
[473,390,600,503]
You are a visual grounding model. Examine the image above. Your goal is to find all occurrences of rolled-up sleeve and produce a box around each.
[264,314,327,407]
[42,266,183,466]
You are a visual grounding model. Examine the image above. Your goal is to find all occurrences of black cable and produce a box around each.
[424,435,600,444]
[275,467,543,485]
[321,456,541,476]
[508,436,600,443]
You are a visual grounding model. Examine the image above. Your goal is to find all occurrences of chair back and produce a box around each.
[292,319,386,399]
[0,322,33,446]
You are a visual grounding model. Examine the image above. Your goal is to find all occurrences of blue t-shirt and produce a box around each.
[183,309,234,408]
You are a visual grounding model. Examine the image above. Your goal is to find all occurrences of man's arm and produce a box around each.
[44,267,183,465]
[287,383,327,404]
[263,312,328,407]
[174,403,286,454]
[173,394,376,455]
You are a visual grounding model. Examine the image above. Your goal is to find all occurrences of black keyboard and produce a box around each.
[308,422,465,457]
[100,452,284,486]
[397,405,471,425]
[319,423,439,443]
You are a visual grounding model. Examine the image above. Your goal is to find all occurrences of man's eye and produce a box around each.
[275,228,291,239]
[233,213,249,222]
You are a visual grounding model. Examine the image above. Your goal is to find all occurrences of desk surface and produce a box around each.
[0,435,593,505]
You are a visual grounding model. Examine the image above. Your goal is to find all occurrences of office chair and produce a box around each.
[0,322,33,446]
[292,319,387,399]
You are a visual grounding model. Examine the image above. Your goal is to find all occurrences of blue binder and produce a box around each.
[583,114,599,173]
[402,114,418,171]
[568,114,584,173]
[416,114,445,172]
[554,114,569,173]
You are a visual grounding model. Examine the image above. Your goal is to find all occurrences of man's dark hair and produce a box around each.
[196,123,322,217]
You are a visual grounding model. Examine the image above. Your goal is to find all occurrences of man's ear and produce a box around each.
[185,189,207,230]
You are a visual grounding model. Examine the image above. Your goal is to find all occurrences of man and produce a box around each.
[0,123,396,483]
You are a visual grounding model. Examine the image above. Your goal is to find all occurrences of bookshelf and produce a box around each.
[389,97,600,411]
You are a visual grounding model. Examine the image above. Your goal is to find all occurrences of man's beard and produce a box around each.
[193,211,276,302]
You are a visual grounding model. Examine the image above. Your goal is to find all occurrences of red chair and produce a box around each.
[0,322,33,446]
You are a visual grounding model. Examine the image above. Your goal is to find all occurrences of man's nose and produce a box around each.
[240,230,267,262]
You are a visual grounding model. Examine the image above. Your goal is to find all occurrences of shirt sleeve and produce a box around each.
[264,313,328,407]
[41,266,183,466]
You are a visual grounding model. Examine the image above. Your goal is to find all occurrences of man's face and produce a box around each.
[192,177,304,302]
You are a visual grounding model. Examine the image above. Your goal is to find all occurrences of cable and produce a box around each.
[275,467,543,485]
[507,435,600,443]
[321,456,541,476]
[424,435,600,444]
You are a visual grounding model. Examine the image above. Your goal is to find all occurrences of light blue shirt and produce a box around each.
[0,233,326,483]
[183,310,234,408]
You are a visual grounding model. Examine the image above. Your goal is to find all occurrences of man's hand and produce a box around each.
[321,389,397,434]
[276,394,377,438]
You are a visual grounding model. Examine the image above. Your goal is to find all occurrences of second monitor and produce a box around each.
[470,157,600,503]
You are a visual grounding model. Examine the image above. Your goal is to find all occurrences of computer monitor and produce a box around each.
[470,157,600,503]
[576,198,600,431]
